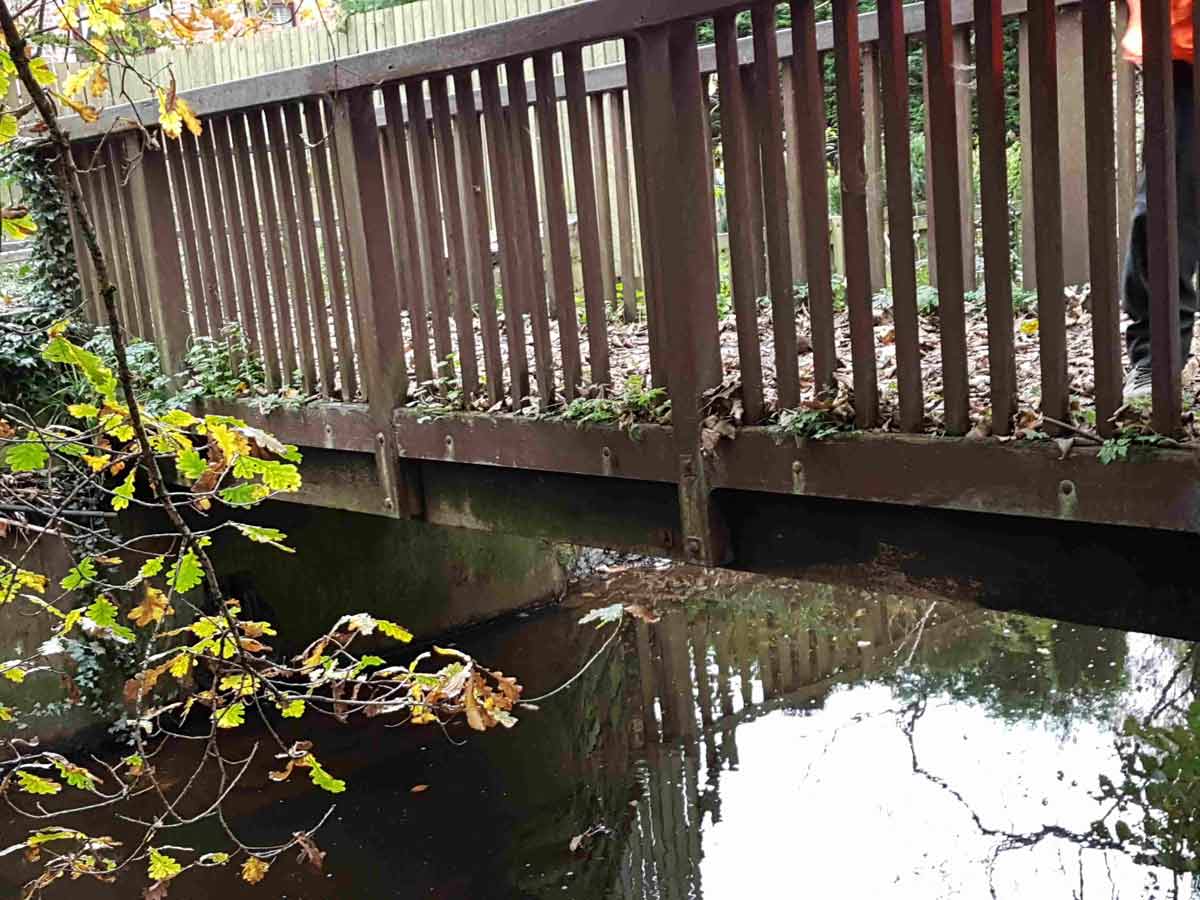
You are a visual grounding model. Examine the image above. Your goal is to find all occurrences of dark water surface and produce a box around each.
[2,565,1195,899]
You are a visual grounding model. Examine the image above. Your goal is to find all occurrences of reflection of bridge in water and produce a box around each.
[553,586,988,899]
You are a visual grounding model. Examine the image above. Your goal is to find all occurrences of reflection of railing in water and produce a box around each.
[609,590,982,899]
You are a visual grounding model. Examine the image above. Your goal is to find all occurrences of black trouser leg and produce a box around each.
[1123,61,1200,369]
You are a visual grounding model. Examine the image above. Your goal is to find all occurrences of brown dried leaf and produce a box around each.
[144,880,171,900]
[293,832,325,872]
[623,604,661,624]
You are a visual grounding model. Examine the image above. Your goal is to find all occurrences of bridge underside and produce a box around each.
[210,402,1200,641]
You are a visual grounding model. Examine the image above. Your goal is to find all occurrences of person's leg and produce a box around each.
[1121,61,1200,387]
[1174,62,1200,360]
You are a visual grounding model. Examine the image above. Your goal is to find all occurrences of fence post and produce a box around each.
[626,23,730,568]
[330,86,420,518]
[120,133,189,380]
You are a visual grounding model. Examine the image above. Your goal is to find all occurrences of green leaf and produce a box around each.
[60,557,97,591]
[160,409,197,428]
[27,828,84,848]
[111,468,136,511]
[213,702,245,729]
[167,550,203,594]
[148,847,183,881]
[376,619,414,643]
[67,403,99,419]
[53,760,98,791]
[219,483,268,507]
[86,596,119,628]
[233,523,294,552]
[278,699,305,719]
[0,114,18,145]
[176,447,206,480]
[1,214,35,241]
[16,771,61,796]
[350,655,385,677]
[26,57,56,87]
[5,441,48,473]
[43,336,117,400]
[305,755,345,794]
[138,556,165,579]
[578,603,625,628]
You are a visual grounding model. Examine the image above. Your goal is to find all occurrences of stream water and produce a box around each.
[1,563,1195,899]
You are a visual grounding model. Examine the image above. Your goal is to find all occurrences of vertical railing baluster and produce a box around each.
[715,12,765,424]
[924,0,970,434]
[975,0,1017,435]
[502,63,556,408]
[406,80,459,389]
[430,76,481,398]
[589,93,617,313]
[480,63,532,406]
[453,69,505,405]
[751,2,800,412]
[877,0,923,432]
[791,0,837,394]
[609,90,639,326]
[832,0,879,427]
[533,52,583,398]
[1027,0,1069,429]
[564,45,612,388]
[121,136,189,379]
[381,84,435,386]
[1081,0,1122,436]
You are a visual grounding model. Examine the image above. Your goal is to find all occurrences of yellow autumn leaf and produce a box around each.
[1019,319,1039,336]
[177,97,202,136]
[168,653,192,678]
[56,93,100,124]
[128,586,173,627]
[82,453,111,473]
[62,67,92,99]
[241,856,270,884]
[89,65,109,98]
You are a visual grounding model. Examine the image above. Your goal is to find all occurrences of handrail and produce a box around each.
[60,0,1081,142]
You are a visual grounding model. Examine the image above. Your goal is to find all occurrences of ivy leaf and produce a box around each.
[241,856,270,884]
[5,441,48,473]
[16,771,61,795]
[213,702,245,729]
[148,848,183,882]
[167,551,203,594]
[61,557,97,591]
[111,468,136,511]
[232,523,294,552]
